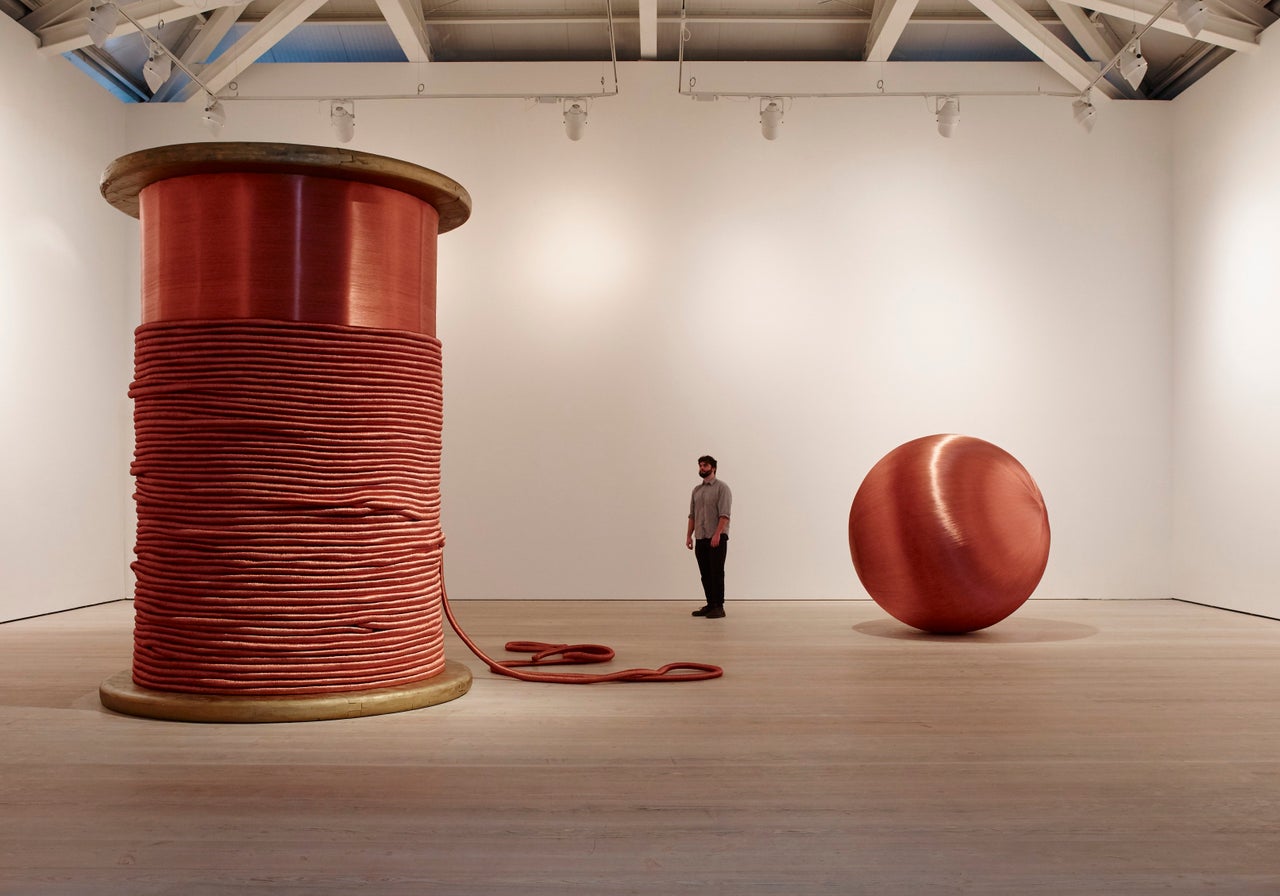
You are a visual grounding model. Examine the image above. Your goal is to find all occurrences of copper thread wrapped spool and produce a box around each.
[98,143,473,722]
[849,434,1051,634]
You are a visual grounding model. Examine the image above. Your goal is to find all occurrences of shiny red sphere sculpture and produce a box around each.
[848,434,1051,633]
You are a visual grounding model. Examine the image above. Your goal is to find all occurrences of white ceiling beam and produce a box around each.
[20,0,90,31]
[638,0,657,59]
[151,2,248,101]
[1045,0,1117,62]
[160,13,1067,28]
[1209,0,1276,28]
[180,1,249,65]
[37,0,205,54]
[1044,0,1143,98]
[180,0,331,101]
[1050,0,1263,52]
[206,59,1083,102]
[864,0,921,62]
[966,0,1120,98]
[375,0,433,63]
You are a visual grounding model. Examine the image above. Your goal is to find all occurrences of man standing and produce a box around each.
[686,455,732,619]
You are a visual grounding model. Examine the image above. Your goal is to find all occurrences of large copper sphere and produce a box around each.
[848,434,1050,633]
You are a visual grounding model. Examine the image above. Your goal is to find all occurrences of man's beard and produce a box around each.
[699,470,712,479]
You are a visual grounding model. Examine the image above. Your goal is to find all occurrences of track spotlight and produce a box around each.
[1119,40,1148,89]
[1072,95,1097,133]
[563,99,588,141]
[759,98,783,140]
[1176,0,1207,36]
[202,97,226,135]
[142,49,172,94]
[330,100,355,144]
[86,2,119,47]
[936,96,960,138]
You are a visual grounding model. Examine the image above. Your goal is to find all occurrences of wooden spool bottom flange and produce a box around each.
[99,660,472,723]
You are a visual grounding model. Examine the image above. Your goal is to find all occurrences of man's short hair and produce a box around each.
[698,455,717,469]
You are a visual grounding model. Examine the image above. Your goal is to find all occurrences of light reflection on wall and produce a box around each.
[510,192,638,320]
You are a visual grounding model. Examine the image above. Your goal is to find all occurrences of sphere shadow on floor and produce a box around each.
[852,616,1098,644]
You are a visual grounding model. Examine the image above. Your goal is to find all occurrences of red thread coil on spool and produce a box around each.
[130,319,447,695]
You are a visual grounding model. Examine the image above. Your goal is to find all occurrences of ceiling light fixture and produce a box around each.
[1176,0,1208,36]
[936,96,960,138]
[202,97,226,135]
[1072,94,1097,132]
[759,98,784,140]
[330,100,355,144]
[1076,0,1181,107]
[563,99,588,141]
[87,0,220,113]
[142,48,172,94]
[1118,40,1148,89]
[86,2,119,47]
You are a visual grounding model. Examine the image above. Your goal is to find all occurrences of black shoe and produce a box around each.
[691,606,711,617]
[703,607,726,619]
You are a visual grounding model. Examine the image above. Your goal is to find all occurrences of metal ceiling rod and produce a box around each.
[96,0,218,102]
[217,0,619,102]
[603,0,618,96]
[1081,0,1177,96]
[676,0,1075,102]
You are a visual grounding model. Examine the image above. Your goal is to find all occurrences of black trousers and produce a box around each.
[694,536,729,607]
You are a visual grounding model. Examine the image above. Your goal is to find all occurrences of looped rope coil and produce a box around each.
[441,569,723,684]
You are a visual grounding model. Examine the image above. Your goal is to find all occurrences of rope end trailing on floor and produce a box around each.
[439,567,723,684]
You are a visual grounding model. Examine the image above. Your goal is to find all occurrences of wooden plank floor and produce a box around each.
[2,598,1280,895]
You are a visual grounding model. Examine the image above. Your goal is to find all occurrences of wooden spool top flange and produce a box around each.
[101,142,472,234]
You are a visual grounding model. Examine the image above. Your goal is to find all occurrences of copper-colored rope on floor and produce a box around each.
[132,318,721,695]
[440,570,723,683]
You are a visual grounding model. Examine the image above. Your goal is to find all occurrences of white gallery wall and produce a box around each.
[1171,30,1280,620]
[0,22,134,623]
[1,40,1181,620]
[123,62,1174,604]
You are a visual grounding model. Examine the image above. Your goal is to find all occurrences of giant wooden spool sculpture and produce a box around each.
[848,434,1051,634]
[98,143,474,722]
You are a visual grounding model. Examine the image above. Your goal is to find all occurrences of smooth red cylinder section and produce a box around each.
[139,173,440,333]
[848,434,1051,634]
